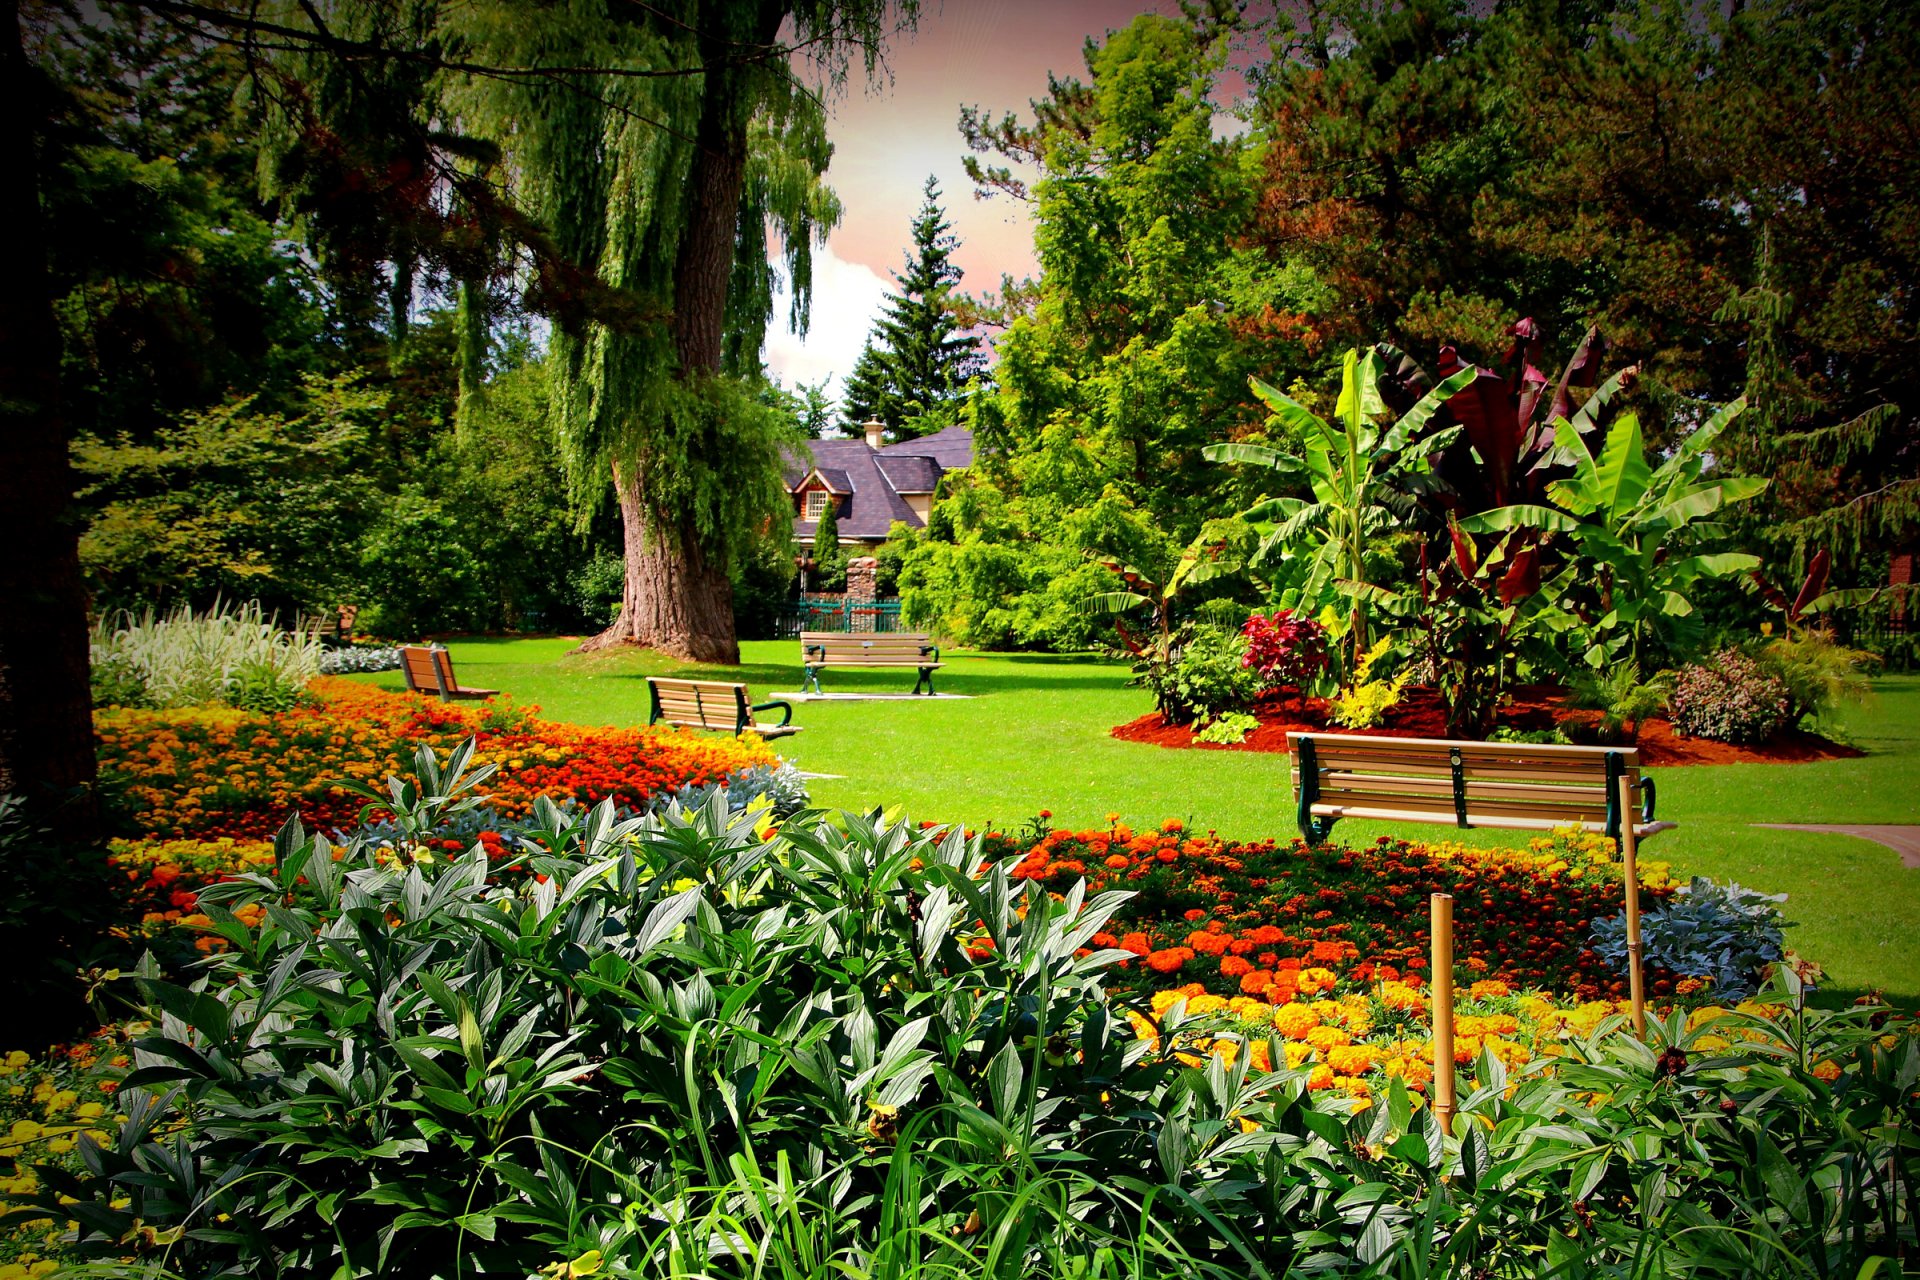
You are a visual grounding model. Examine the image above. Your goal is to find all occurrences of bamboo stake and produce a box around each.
[1429,892,1456,1133]
[1618,777,1647,1036]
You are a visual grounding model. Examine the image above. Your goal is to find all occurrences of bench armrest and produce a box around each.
[1640,775,1657,823]
[751,698,795,728]
[919,643,940,663]
[804,643,826,661]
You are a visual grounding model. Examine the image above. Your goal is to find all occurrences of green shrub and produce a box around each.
[89,601,323,710]
[1168,624,1260,724]
[1592,877,1788,1000]
[1194,710,1259,744]
[569,552,626,630]
[1565,663,1671,744]
[1759,630,1876,724]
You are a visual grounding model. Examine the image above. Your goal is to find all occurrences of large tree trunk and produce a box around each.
[583,0,784,664]
[2,0,103,1045]
[0,0,97,816]
[581,460,740,663]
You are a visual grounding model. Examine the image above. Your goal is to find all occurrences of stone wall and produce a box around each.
[845,556,878,603]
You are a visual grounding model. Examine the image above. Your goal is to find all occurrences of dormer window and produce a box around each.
[805,490,830,520]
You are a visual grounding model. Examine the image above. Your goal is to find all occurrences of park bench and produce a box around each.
[1286,732,1674,849]
[801,631,943,695]
[400,645,500,702]
[647,678,801,739]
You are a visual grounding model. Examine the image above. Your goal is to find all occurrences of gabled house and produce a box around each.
[785,421,974,547]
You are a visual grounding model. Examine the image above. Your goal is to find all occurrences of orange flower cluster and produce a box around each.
[996,821,1675,998]
[97,678,778,840]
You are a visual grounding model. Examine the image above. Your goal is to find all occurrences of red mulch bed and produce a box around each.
[1111,684,1862,767]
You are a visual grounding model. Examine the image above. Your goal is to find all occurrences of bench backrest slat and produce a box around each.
[800,631,935,664]
[1288,730,1640,835]
[649,678,751,732]
[401,646,445,696]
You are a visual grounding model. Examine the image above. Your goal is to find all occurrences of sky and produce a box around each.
[763,0,1179,400]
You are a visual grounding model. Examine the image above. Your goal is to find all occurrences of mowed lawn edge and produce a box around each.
[347,638,1920,1000]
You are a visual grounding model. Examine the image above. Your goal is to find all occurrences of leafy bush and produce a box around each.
[21,768,1918,1278]
[1669,650,1790,743]
[1329,638,1409,728]
[1487,725,1571,745]
[1239,608,1328,689]
[89,601,323,710]
[88,651,154,709]
[1168,624,1260,724]
[317,645,404,675]
[1592,876,1788,999]
[1564,663,1670,744]
[1194,711,1259,744]
[1758,630,1875,723]
[568,552,627,631]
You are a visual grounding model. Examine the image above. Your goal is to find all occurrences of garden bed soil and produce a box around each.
[1110,683,1862,767]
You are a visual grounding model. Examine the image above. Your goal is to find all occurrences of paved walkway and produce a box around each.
[1753,824,1920,869]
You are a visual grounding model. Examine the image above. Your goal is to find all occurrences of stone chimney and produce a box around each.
[862,418,886,450]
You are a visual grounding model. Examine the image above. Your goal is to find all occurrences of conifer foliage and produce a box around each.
[842,177,983,438]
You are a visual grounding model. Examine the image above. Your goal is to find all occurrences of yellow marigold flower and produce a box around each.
[1272,1004,1320,1041]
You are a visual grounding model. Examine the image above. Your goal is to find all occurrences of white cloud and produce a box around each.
[763,242,893,398]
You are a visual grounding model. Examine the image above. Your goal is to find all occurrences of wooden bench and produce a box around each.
[1286,732,1673,849]
[647,678,801,739]
[801,631,943,695]
[400,645,500,702]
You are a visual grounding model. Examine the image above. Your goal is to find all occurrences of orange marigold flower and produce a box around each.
[1239,969,1276,996]
[1146,947,1192,974]
[1103,854,1130,870]
[1469,979,1511,1000]
[1154,847,1179,863]
[1187,931,1231,956]
[1119,932,1150,957]
[1219,955,1253,978]
[1161,818,1184,834]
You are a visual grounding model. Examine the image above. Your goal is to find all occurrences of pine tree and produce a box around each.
[810,493,845,590]
[842,177,983,438]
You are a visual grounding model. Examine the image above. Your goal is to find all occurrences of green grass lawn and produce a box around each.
[352,637,1920,1001]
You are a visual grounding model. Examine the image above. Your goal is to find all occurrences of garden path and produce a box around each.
[1753,825,1920,869]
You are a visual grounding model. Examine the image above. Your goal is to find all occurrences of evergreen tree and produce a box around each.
[841,177,983,438]
[810,493,845,591]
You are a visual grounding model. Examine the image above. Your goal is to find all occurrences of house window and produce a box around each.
[805,490,830,520]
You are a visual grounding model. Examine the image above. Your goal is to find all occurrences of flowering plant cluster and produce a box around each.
[316,646,404,675]
[1239,608,1329,688]
[96,678,778,840]
[1669,650,1790,744]
[990,819,1674,998]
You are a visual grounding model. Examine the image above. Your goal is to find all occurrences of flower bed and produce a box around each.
[1111,683,1863,765]
[991,819,1675,997]
[96,677,779,840]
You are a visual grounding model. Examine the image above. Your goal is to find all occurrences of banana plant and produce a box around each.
[1206,348,1478,665]
[1460,399,1768,666]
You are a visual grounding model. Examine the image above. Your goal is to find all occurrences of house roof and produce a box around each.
[881,425,974,470]
[787,426,974,542]
[874,454,939,493]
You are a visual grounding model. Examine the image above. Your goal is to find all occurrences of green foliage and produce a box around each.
[1464,402,1768,667]
[1167,625,1260,726]
[1194,711,1259,745]
[74,374,387,618]
[28,741,1918,1276]
[840,178,984,437]
[1210,353,1476,665]
[1566,664,1673,746]
[356,491,498,638]
[1329,639,1409,729]
[931,14,1302,648]
[730,534,799,641]
[1759,631,1877,725]
[88,602,324,710]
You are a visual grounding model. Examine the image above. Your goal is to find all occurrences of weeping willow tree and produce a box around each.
[447,1,899,662]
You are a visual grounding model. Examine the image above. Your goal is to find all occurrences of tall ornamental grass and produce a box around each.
[89,601,323,711]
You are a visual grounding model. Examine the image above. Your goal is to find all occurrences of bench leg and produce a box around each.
[804,663,822,695]
[914,666,934,696]
[1298,814,1337,847]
